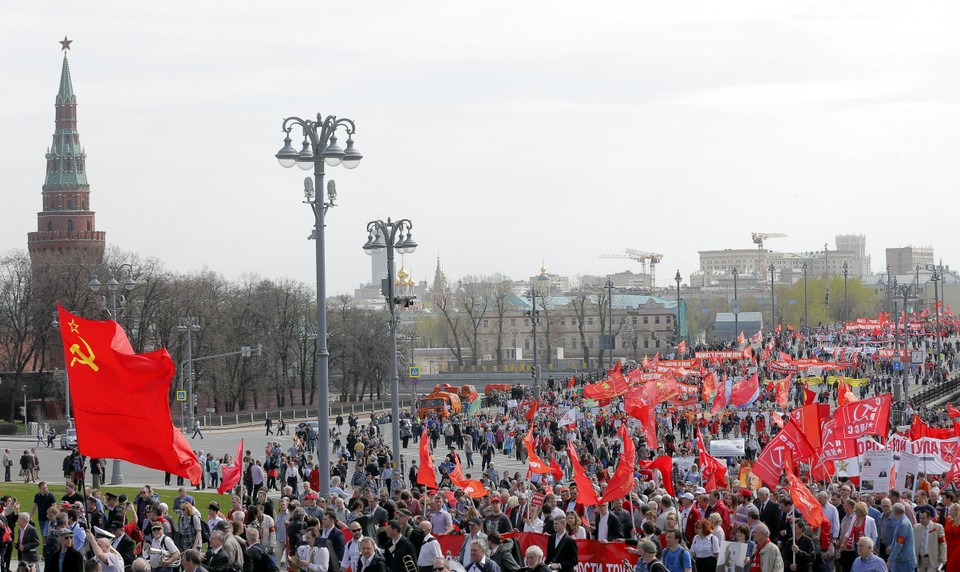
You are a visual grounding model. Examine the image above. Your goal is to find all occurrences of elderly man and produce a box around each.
[914,508,946,572]
[757,488,781,542]
[358,537,387,572]
[204,531,230,572]
[677,493,701,545]
[16,512,40,566]
[523,545,552,572]
[887,503,916,572]
[465,539,501,572]
[850,538,886,572]
[89,535,126,572]
[750,524,783,572]
[416,521,443,572]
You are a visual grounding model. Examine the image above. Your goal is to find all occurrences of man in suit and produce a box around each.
[15,513,39,567]
[204,531,231,572]
[755,488,780,542]
[545,516,577,572]
[109,521,136,567]
[914,508,946,572]
[182,549,209,572]
[383,520,416,572]
[459,519,488,564]
[488,533,520,572]
[43,528,83,572]
[320,511,346,562]
[358,537,387,572]
[591,502,623,541]
[244,527,272,572]
[511,495,528,531]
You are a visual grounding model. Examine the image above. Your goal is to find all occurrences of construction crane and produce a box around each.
[752,232,787,283]
[599,249,664,286]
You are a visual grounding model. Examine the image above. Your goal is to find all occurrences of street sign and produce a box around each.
[176,390,187,402]
[409,366,420,378]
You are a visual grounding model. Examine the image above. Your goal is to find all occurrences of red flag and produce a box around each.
[910,415,959,440]
[701,371,717,401]
[737,331,745,345]
[948,452,960,485]
[567,376,576,390]
[417,427,438,489]
[624,383,658,449]
[804,386,817,406]
[753,419,815,487]
[449,455,488,498]
[785,466,825,527]
[697,429,728,491]
[775,324,782,335]
[949,404,960,419]
[730,372,760,406]
[549,456,564,482]
[524,429,552,474]
[525,399,540,421]
[56,304,202,484]
[837,380,858,408]
[710,383,727,414]
[599,424,636,504]
[775,375,792,408]
[653,373,682,404]
[567,442,599,506]
[583,363,629,399]
[789,403,825,449]
[217,438,244,494]
[834,394,892,440]
[750,330,763,344]
[820,419,857,462]
[641,355,650,369]
[638,456,674,496]
[677,340,687,355]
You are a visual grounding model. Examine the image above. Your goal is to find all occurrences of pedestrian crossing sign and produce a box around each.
[409,366,420,378]
[176,390,187,402]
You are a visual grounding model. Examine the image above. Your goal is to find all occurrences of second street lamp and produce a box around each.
[363,217,417,481]
[674,270,682,345]
[276,112,361,496]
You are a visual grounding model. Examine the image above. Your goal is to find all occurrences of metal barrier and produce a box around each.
[910,374,960,407]
[199,397,414,428]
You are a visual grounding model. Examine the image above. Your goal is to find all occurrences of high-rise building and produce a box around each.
[27,40,105,263]
[886,246,934,275]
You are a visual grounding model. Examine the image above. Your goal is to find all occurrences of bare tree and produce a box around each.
[457,276,491,364]
[434,281,465,366]
[489,274,513,367]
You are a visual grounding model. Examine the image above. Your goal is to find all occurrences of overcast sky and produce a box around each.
[2,1,959,296]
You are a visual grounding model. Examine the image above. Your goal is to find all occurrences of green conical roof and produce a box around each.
[56,53,75,105]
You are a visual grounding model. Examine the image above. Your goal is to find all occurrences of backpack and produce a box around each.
[264,553,280,572]
[199,518,211,544]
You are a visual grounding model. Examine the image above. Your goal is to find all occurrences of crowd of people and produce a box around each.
[3,322,960,572]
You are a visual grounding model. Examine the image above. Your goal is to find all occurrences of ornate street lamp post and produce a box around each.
[276,113,362,495]
[363,218,417,475]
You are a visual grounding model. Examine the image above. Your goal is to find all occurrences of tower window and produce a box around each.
[86,220,91,231]
[67,200,72,210]
[47,220,52,231]
[67,219,74,232]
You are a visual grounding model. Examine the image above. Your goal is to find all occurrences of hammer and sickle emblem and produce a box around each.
[69,336,99,372]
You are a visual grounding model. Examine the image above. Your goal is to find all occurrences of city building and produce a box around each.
[27,41,105,264]
[885,246,935,275]
[697,235,870,288]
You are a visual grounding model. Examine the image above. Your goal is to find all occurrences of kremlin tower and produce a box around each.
[27,38,106,263]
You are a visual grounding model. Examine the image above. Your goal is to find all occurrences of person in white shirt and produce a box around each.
[524,505,544,534]
[416,521,444,572]
[88,536,125,572]
[341,522,363,572]
[291,527,330,572]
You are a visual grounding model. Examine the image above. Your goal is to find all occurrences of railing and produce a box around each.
[198,397,415,428]
[909,374,960,407]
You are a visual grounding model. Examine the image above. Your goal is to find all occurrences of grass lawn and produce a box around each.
[0,481,225,521]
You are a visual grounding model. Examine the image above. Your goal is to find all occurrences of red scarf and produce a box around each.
[751,539,770,572]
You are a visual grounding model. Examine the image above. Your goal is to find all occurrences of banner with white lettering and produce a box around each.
[887,434,959,474]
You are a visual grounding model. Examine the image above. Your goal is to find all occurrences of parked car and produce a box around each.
[60,428,77,450]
